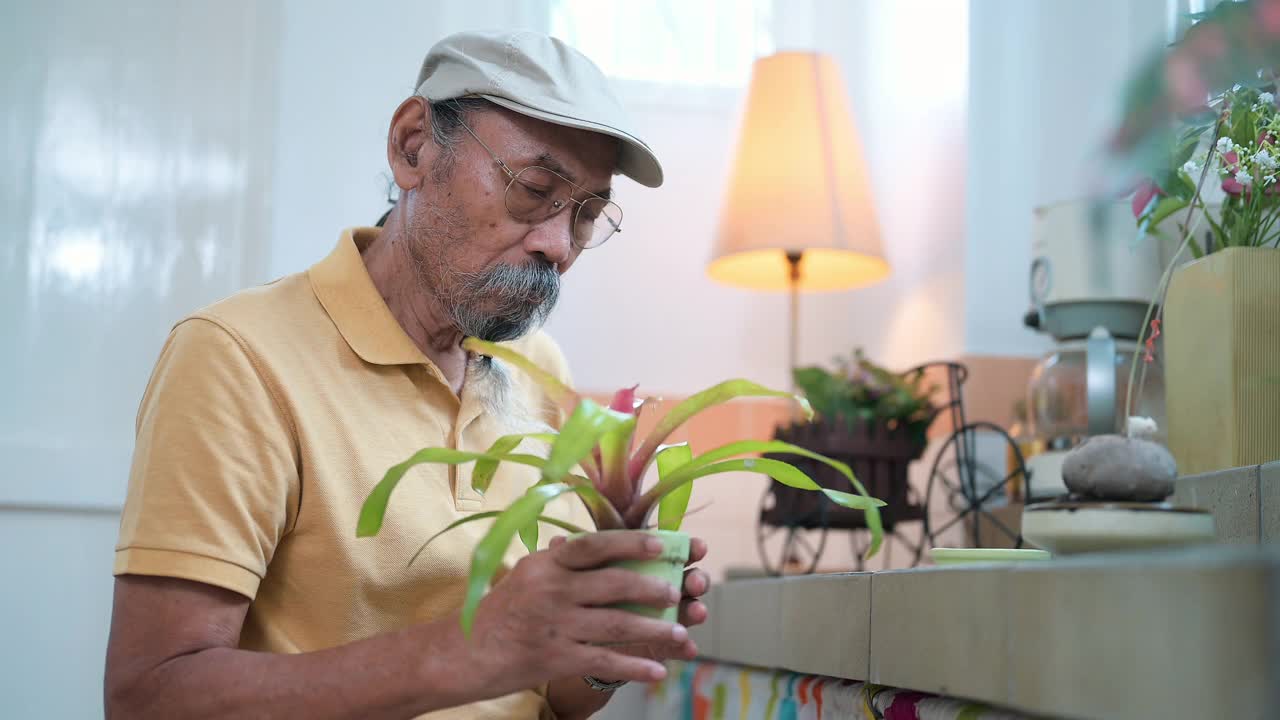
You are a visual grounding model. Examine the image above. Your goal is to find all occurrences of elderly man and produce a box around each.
[104,30,710,720]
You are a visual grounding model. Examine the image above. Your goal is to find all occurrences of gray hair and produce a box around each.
[469,354,557,440]
[377,96,493,226]
[427,96,492,183]
[445,261,560,344]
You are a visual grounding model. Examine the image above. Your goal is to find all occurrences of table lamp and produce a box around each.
[708,51,889,383]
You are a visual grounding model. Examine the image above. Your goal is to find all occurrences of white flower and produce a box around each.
[1216,136,1235,154]
[1235,170,1253,187]
[1260,92,1276,105]
[1254,149,1277,171]
[1183,159,1200,175]
[1266,174,1277,186]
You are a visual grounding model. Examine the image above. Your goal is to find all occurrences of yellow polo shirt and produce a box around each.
[115,227,591,719]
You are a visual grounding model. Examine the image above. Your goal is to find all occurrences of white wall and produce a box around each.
[0,1,280,713]
[268,0,547,281]
[965,0,1167,357]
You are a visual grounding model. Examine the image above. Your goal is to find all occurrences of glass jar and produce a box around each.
[1026,338,1166,447]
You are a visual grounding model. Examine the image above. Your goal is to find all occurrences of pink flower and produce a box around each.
[1184,23,1228,61]
[1257,0,1280,36]
[608,385,639,415]
[1166,51,1210,114]
[1220,150,1247,195]
[1131,179,1163,218]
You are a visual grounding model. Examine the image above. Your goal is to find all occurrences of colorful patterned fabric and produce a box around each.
[648,661,1037,720]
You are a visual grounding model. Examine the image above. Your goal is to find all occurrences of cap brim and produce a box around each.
[479,94,664,188]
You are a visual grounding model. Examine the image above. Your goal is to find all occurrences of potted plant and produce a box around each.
[764,350,938,536]
[1118,0,1280,474]
[790,349,938,447]
[356,338,885,633]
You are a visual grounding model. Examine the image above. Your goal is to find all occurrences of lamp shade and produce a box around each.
[708,51,888,292]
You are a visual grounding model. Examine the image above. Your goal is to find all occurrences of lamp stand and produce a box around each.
[786,250,803,392]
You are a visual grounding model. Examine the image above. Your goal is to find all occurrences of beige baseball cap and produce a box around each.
[415,30,664,188]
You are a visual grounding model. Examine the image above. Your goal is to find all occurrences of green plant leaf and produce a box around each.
[1171,127,1208,169]
[408,511,586,567]
[629,380,811,481]
[461,337,580,408]
[1229,99,1258,150]
[596,413,639,508]
[1201,205,1230,252]
[639,439,887,557]
[474,433,556,495]
[544,399,633,483]
[642,458,885,526]
[562,474,623,530]
[357,449,550,537]
[461,482,586,635]
[656,443,694,531]
[792,367,849,419]
[518,520,540,554]
[1143,196,1190,232]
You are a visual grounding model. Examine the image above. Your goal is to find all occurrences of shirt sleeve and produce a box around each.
[114,316,300,599]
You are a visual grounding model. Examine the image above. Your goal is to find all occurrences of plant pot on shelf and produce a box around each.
[1164,246,1280,475]
[767,417,926,531]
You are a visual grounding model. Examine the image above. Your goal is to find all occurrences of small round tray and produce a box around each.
[1021,501,1215,556]
[929,547,1051,565]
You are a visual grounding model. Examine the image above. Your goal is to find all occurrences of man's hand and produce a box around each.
[546,534,710,663]
[466,530,695,697]
[541,534,711,720]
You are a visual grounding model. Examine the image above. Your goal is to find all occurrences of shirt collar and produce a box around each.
[309,227,430,367]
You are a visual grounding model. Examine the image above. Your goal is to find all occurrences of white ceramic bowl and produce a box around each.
[1021,501,1215,556]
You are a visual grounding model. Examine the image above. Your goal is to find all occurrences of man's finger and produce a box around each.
[567,608,688,648]
[552,531,663,570]
[573,568,680,609]
[681,568,710,598]
[622,637,699,663]
[573,645,668,684]
[674,638,698,660]
[686,537,708,566]
[678,599,708,628]
[606,637,701,663]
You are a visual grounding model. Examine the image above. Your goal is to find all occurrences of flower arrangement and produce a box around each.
[1132,85,1280,254]
[792,349,938,446]
[1109,0,1280,438]
[357,338,885,634]
[1110,0,1280,205]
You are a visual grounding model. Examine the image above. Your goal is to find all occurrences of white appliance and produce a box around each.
[1022,200,1178,498]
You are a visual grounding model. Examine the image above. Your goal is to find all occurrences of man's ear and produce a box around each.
[387,96,433,192]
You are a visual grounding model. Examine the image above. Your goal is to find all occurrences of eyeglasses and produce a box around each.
[456,116,623,250]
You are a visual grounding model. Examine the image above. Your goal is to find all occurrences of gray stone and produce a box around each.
[1062,434,1177,501]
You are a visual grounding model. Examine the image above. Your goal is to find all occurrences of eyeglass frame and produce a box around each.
[452,110,623,250]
